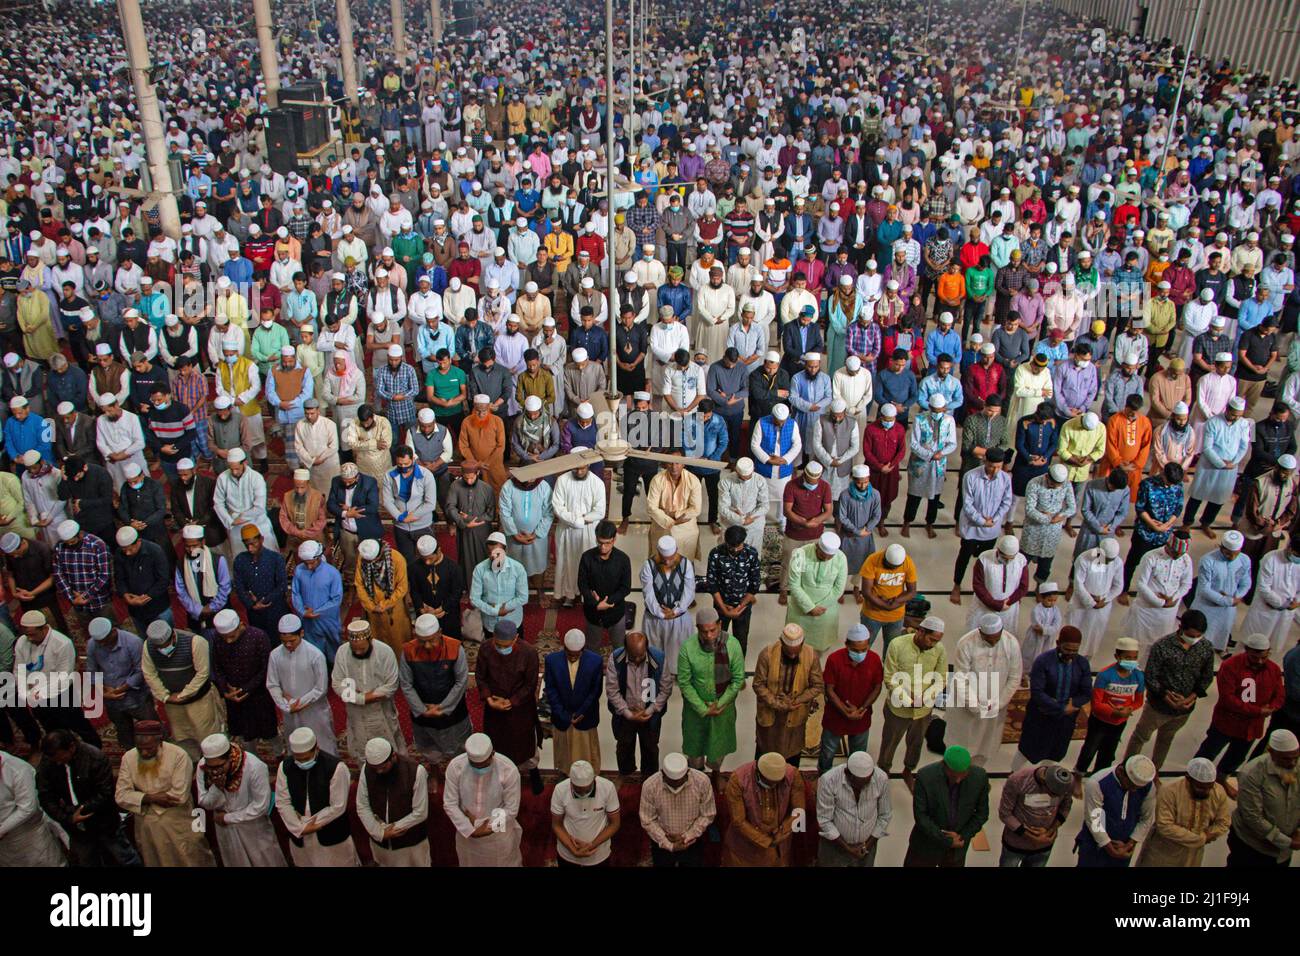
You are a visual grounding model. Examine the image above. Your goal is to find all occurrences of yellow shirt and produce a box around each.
[858,551,917,623]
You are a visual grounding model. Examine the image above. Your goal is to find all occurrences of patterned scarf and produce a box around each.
[204,742,246,793]
[516,409,553,453]
[360,540,396,598]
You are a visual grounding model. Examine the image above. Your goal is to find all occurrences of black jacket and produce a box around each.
[168,473,227,545]
[36,741,120,838]
[56,463,117,541]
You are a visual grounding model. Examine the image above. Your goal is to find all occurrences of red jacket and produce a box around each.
[576,232,606,265]
[860,420,906,473]
[1210,653,1285,740]
[963,361,1006,407]
[1162,263,1197,307]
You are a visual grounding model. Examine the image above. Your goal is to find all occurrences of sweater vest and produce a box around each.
[282,752,353,848]
[145,629,210,698]
[361,757,426,850]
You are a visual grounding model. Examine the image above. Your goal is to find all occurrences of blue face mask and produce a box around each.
[496,643,514,655]
[1116,659,1136,672]
[294,758,317,770]
[154,400,169,411]
[130,479,144,490]
[156,642,176,657]
[881,420,895,429]
[803,481,818,490]
[470,764,491,775]
[848,649,868,663]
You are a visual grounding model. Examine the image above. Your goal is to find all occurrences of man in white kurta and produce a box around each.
[648,307,691,396]
[355,738,432,867]
[294,401,341,495]
[266,616,339,755]
[442,732,524,867]
[946,615,1023,767]
[499,476,554,580]
[20,455,66,547]
[1065,538,1125,658]
[114,731,216,867]
[967,537,1030,635]
[212,450,277,557]
[1240,541,1300,662]
[692,269,737,363]
[718,458,769,550]
[275,727,359,867]
[0,751,65,867]
[331,620,405,757]
[832,357,873,458]
[94,397,148,486]
[551,463,606,604]
[1123,534,1195,666]
[195,734,287,867]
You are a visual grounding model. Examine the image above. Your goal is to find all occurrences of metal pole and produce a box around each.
[431,0,443,44]
[391,0,407,64]
[116,0,180,239]
[1014,0,1028,74]
[605,0,618,397]
[627,0,635,163]
[1154,0,1205,194]
[252,0,281,108]
[336,0,359,105]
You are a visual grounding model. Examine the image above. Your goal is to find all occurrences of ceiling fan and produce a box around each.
[508,393,728,483]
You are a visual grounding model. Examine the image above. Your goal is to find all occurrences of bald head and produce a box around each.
[624,631,648,663]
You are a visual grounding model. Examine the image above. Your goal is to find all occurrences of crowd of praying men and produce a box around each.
[1,0,1300,868]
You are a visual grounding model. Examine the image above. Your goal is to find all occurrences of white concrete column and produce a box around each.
[252,0,282,107]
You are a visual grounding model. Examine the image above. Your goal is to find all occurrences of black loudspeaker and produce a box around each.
[281,81,324,103]
[291,103,329,152]
[265,109,299,174]
[453,0,477,35]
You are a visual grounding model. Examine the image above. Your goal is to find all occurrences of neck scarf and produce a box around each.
[204,742,246,793]
[360,541,396,598]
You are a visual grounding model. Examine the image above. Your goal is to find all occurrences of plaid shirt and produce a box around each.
[373,361,420,426]
[846,320,882,359]
[173,369,209,423]
[625,204,660,245]
[639,766,717,850]
[925,192,951,222]
[54,534,111,608]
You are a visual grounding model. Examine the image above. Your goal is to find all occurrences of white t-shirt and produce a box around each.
[550,777,619,866]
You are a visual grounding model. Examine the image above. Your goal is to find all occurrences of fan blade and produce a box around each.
[508,450,602,483]
[627,450,728,470]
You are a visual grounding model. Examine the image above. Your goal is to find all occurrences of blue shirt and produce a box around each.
[3,413,52,462]
[84,629,151,710]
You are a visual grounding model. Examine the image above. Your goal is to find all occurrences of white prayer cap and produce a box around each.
[571,347,588,363]
[298,540,321,560]
[978,613,1003,635]
[216,276,231,289]
[564,629,586,652]
[1100,537,1120,560]
[146,620,174,645]
[928,393,947,410]
[1222,530,1244,550]
[213,395,233,409]
[803,351,821,362]
[569,761,596,786]
[473,393,490,405]
[374,268,388,278]
[846,356,862,372]
[414,614,440,637]
[365,738,394,766]
[581,276,595,289]
[280,345,296,357]
[86,617,114,642]
[633,391,652,402]
[764,350,781,363]
[656,535,678,556]
[781,623,805,646]
[997,535,1020,557]
[847,752,876,778]
[662,753,688,780]
[332,272,346,281]
[56,401,74,416]
[123,460,145,479]
[115,526,139,547]
[227,448,247,463]
[577,401,594,419]
[387,344,403,359]
[293,468,311,482]
[880,403,898,418]
[1083,412,1100,430]
[1124,754,1157,786]
[1269,729,1299,752]
[1048,463,1068,483]
[1228,396,1247,411]
[524,395,542,412]
[772,403,790,421]
[526,281,539,293]
[359,539,381,561]
[920,615,946,634]
[7,396,26,409]
[95,343,113,356]
[0,533,20,554]
[19,449,40,467]
[1243,633,1271,651]
[465,733,493,761]
[57,519,80,541]
[818,531,841,553]
[851,464,870,479]
[885,543,907,565]
[416,535,438,556]
[1172,401,1190,416]
[289,727,317,754]
[177,458,196,471]
[736,457,755,477]
[804,460,824,477]
[417,407,435,424]
[1185,757,1217,783]
[201,734,231,759]
[839,274,853,286]
[278,613,302,633]
[1214,351,1233,363]
[543,317,557,327]
[939,311,954,324]
[213,609,240,635]
[830,398,847,413]
[487,532,508,547]
[182,524,205,541]
[1280,454,1298,470]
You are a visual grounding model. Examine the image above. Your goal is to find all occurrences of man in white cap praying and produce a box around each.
[785,530,848,654]
[1078,754,1157,867]
[551,453,607,607]
[640,534,697,670]
[901,391,957,538]
[290,537,344,664]
[267,613,338,756]
[816,750,891,867]
[442,732,523,867]
[1135,756,1230,867]
[274,726,359,867]
[754,622,825,763]
[638,751,717,868]
[399,613,473,770]
[265,343,314,468]
[544,629,604,773]
[295,398,341,495]
[1184,395,1252,536]
[93,389,148,487]
[214,333,268,468]
[356,737,432,867]
[1228,729,1300,867]
[18,450,65,547]
[331,619,405,758]
[947,613,1023,767]
[1188,528,1253,655]
[751,402,801,527]
[717,456,769,550]
[140,619,227,761]
[879,616,947,786]
[809,397,860,500]
[1065,536,1125,658]
[195,733,286,867]
[551,759,621,868]
[212,447,276,557]
[174,523,232,630]
[967,534,1030,635]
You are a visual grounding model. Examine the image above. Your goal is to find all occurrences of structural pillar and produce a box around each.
[337,0,360,105]
[252,0,281,107]
[430,0,443,44]
[115,0,181,239]
[604,0,618,396]
[391,0,407,64]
